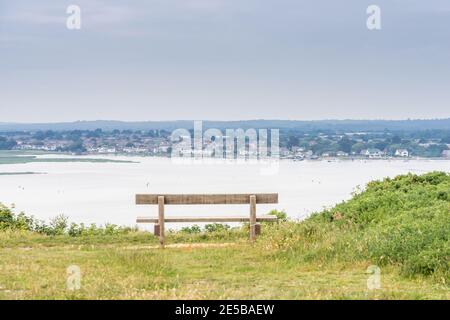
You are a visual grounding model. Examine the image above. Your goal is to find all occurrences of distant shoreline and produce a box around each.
[0,172,45,176]
[1,150,449,164]
[0,153,138,166]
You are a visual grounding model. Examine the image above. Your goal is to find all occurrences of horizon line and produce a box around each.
[2,117,450,125]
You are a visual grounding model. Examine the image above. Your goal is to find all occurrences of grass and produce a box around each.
[0,232,448,299]
[0,172,449,299]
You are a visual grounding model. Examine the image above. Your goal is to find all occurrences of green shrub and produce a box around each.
[268,171,450,278]
[181,225,201,234]
[268,209,288,222]
[205,223,230,233]
[0,205,132,237]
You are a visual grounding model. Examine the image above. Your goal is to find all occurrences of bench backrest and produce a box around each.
[136,193,278,205]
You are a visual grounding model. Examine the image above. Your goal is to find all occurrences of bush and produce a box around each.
[268,209,288,222]
[0,205,132,237]
[205,223,230,233]
[181,225,202,234]
[267,172,450,278]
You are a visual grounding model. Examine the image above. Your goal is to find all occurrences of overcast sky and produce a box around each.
[1,0,450,122]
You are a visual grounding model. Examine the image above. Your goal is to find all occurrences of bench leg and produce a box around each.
[255,223,261,235]
[249,195,256,241]
[158,196,165,248]
[154,224,160,237]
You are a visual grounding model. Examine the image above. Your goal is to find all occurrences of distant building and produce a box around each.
[291,146,304,153]
[442,150,450,158]
[158,145,170,153]
[361,148,384,159]
[294,150,313,160]
[336,151,349,157]
[279,147,290,157]
[395,149,409,157]
[123,147,147,154]
[98,147,116,154]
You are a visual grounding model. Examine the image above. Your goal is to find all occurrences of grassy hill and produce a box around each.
[0,172,448,299]
[263,171,449,278]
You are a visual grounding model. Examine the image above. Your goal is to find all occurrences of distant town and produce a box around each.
[1,127,449,159]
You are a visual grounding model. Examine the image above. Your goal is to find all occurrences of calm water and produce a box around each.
[1,155,449,228]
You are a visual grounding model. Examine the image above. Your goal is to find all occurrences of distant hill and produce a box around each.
[0,119,449,132]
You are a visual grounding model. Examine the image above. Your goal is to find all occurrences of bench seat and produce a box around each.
[137,215,277,223]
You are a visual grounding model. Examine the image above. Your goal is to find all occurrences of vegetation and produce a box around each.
[0,137,17,150]
[1,126,450,158]
[0,172,449,299]
[261,172,449,279]
[0,208,135,237]
[282,130,450,157]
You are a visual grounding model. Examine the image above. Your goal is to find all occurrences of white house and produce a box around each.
[442,150,450,158]
[361,148,384,159]
[395,149,409,157]
[98,147,116,154]
[336,151,349,157]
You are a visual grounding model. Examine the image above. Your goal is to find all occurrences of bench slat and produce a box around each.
[136,193,278,205]
[136,215,278,223]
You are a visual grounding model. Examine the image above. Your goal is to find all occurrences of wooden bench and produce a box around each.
[136,193,278,247]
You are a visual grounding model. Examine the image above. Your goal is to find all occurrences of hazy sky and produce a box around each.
[1,0,450,122]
